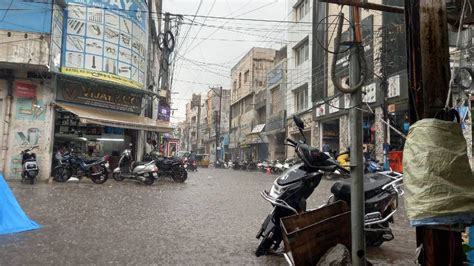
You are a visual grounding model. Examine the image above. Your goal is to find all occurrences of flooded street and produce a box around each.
[1,168,415,264]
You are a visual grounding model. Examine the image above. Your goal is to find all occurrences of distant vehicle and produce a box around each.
[177,151,190,158]
[196,154,210,168]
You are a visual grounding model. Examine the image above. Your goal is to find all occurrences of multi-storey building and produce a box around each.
[0,0,171,180]
[203,88,231,161]
[184,94,202,152]
[265,47,288,161]
[229,47,277,161]
[286,0,315,159]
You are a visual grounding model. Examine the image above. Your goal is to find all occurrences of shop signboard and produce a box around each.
[0,0,52,33]
[61,0,148,90]
[57,78,143,114]
[15,82,37,99]
[50,4,64,72]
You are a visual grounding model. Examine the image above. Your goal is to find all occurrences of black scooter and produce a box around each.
[255,115,403,256]
[21,145,39,184]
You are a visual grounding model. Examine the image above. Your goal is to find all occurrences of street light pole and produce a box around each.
[212,86,223,162]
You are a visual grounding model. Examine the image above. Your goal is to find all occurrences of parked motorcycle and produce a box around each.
[54,149,109,184]
[257,161,269,173]
[272,160,284,174]
[145,152,187,183]
[246,161,258,171]
[215,159,226,169]
[184,157,198,172]
[232,160,242,170]
[20,145,39,184]
[255,115,404,256]
[113,144,158,185]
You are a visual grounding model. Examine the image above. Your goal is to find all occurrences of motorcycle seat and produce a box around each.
[330,173,393,202]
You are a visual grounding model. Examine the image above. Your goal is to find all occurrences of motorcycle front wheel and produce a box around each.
[172,167,187,183]
[143,175,155,185]
[90,166,108,184]
[113,172,126,181]
[53,166,72,182]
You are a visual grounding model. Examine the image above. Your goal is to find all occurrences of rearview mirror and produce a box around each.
[293,115,305,130]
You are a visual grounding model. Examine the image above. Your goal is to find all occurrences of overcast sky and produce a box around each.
[162,0,289,122]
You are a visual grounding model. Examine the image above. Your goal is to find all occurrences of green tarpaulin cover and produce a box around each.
[403,119,474,223]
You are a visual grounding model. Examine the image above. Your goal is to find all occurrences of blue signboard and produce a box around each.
[0,0,53,33]
[61,0,149,90]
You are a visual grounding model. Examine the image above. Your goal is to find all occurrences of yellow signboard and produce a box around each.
[61,67,143,90]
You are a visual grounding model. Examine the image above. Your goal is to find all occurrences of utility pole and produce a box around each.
[211,86,223,161]
[349,5,365,266]
[159,13,171,92]
[404,0,464,264]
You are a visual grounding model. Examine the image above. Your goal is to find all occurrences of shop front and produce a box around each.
[321,119,340,155]
[53,77,172,171]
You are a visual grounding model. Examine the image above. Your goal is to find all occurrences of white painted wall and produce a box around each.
[286,0,313,117]
[1,78,55,180]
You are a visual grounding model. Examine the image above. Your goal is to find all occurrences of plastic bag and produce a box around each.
[403,119,474,225]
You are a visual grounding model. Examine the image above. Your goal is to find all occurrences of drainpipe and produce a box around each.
[1,72,14,174]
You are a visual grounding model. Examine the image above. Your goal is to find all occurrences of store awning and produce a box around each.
[55,102,173,132]
[250,124,266,134]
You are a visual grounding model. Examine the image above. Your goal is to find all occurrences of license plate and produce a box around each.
[152,172,158,177]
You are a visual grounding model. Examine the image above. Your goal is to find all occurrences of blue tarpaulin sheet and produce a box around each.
[0,175,41,235]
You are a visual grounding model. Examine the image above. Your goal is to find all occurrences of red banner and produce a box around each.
[15,82,37,99]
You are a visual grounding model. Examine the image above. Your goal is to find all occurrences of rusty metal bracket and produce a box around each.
[319,0,404,13]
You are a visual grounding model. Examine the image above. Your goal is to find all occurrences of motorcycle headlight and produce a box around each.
[269,183,287,198]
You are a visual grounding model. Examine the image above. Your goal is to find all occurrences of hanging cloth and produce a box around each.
[0,175,41,234]
[403,118,474,226]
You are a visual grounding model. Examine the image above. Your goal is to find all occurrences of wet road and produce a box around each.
[1,168,415,264]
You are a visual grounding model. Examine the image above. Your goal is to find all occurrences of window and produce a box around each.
[295,40,309,66]
[239,72,242,87]
[295,87,308,112]
[232,103,240,116]
[295,0,310,21]
[244,70,249,83]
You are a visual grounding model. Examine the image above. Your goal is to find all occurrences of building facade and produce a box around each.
[0,0,172,180]
[309,1,409,164]
[229,47,277,161]
[265,49,288,161]
[286,0,315,159]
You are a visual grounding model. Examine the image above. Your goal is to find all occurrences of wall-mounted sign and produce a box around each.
[0,0,52,33]
[362,83,377,103]
[387,75,401,98]
[267,64,284,87]
[57,78,143,114]
[316,104,326,117]
[158,104,170,121]
[329,97,340,114]
[61,0,148,90]
[388,104,396,113]
[15,82,37,99]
